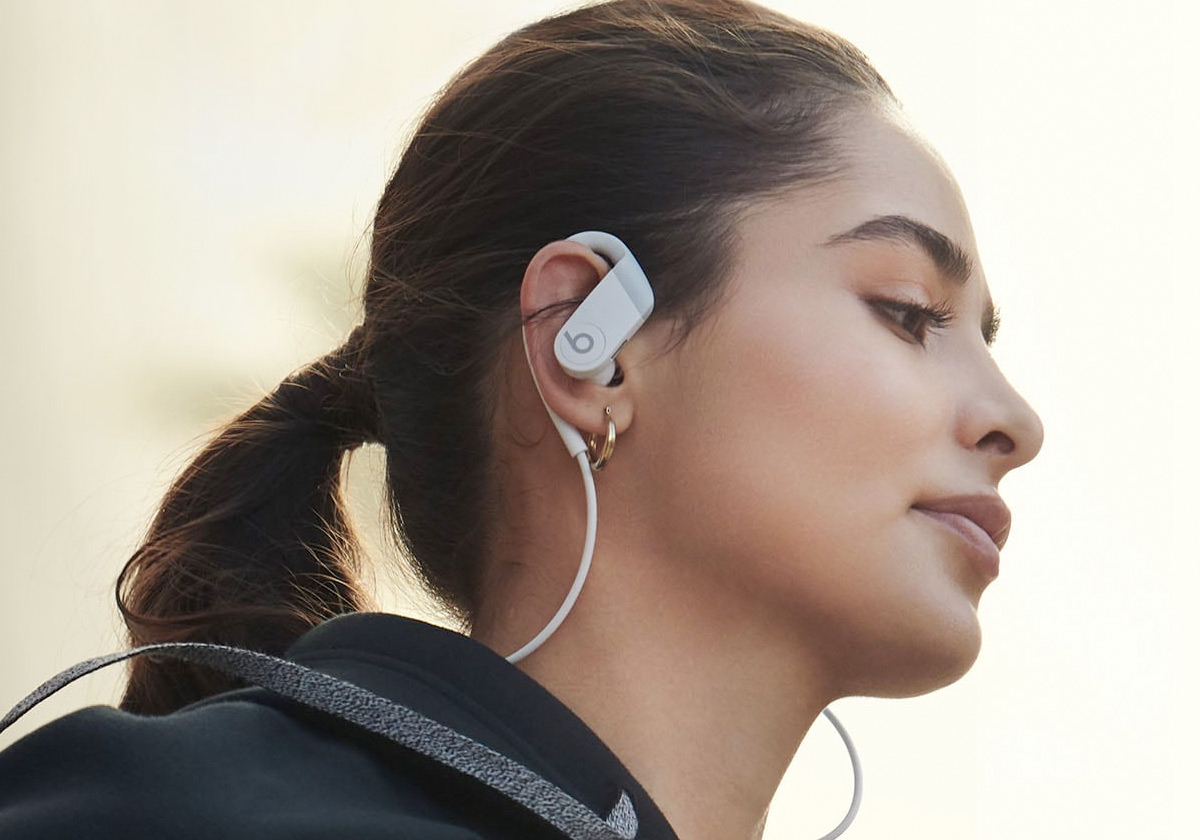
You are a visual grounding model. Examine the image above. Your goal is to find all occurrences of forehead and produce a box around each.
[833,109,979,260]
[735,108,988,292]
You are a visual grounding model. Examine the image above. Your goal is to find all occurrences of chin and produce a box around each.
[884,612,983,699]
[843,604,984,700]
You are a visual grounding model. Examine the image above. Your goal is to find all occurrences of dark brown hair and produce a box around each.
[117,0,895,714]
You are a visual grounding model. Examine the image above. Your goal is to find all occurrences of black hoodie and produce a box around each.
[0,612,678,839]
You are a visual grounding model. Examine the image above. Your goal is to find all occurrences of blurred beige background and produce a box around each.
[1,1,1195,837]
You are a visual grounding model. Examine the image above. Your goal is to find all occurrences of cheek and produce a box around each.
[634,280,982,694]
[642,288,951,607]
[698,292,943,515]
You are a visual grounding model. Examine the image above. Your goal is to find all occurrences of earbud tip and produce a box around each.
[587,360,617,386]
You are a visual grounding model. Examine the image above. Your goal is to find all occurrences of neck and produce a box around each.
[474,531,835,840]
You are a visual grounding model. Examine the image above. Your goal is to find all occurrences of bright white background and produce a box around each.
[1,1,1195,837]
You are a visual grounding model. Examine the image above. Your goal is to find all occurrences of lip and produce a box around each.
[911,493,1011,579]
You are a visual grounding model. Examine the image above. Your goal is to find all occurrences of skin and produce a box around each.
[473,107,1045,840]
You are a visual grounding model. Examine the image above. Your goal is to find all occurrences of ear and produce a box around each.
[520,240,635,438]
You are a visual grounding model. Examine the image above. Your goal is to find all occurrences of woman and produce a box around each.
[0,0,1043,838]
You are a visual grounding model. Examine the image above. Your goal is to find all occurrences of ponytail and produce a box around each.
[116,329,377,714]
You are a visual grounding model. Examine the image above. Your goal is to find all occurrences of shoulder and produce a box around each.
[0,697,493,839]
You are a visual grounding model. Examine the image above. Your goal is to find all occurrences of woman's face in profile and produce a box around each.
[632,108,1045,698]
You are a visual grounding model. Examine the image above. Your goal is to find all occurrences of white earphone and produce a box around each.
[509,231,653,664]
[553,231,655,386]
[513,230,861,840]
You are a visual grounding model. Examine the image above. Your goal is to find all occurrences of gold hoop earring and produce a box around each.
[585,406,616,471]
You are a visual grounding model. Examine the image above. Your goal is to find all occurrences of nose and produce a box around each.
[955,356,1045,482]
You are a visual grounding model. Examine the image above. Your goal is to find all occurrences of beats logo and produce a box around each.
[558,325,605,365]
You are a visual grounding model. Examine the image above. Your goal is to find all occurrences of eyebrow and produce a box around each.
[822,214,1000,343]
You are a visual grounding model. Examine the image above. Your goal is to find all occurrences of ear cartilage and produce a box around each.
[555,231,654,381]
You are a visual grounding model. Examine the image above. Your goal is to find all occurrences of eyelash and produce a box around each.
[869,296,956,347]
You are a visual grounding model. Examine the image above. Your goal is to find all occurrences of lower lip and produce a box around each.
[913,509,1000,580]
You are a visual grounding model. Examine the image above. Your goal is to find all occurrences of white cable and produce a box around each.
[815,707,863,840]
[508,321,598,664]
[506,450,598,664]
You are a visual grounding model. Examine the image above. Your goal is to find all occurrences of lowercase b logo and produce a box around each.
[563,330,595,356]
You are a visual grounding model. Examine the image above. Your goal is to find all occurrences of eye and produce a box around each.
[868,296,955,347]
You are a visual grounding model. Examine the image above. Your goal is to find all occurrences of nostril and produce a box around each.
[977,430,1015,455]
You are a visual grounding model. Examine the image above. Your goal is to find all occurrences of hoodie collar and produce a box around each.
[286,611,677,840]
